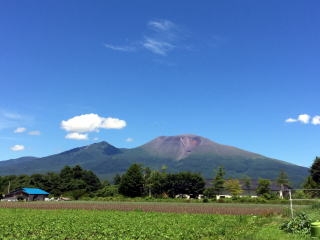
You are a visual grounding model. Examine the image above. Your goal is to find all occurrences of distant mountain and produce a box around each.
[0,157,39,175]
[0,134,309,186]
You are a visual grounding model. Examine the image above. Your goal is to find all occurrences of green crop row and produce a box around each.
[0,208,310,240]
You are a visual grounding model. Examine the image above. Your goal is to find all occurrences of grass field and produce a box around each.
[0,201,313,240]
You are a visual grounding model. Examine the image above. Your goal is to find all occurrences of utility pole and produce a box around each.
[7,181,11,194]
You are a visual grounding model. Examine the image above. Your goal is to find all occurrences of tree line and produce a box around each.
[0,165,102,200]
[0,164,206,199]
[2,157,320,200]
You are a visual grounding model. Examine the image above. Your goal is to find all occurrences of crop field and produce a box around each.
[0,201,287,215]
[0,202,309,240]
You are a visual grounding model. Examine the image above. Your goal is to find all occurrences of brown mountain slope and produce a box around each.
[141,134,264,160]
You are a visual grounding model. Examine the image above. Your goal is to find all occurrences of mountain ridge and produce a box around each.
[0,134,308,186]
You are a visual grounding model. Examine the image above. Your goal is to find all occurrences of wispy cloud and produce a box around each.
[105,19,187,56]
[143,38,174,56]
[104,44,136,52]
[143,19,183,56]
[0,110,22,130]
[148,20,175,32]
[28,130,41,136]
[285,114,320,125]
[126,137,134,142]
[0,109,34,131]
[3,112,22,120]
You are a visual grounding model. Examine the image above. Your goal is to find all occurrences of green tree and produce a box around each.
[164,172,205,198]
[44,172,62,196]
[302,157,320,198]
[203,187,216,199]
[58,165,102,198]
[224,179,242,197]
[113,174,122,185]
[256,178,271,198]
[118,164,145,197]
[212,166,225,195]
[148,170,167,197]
[303,176,319,198]
[0,175,17,194]
[81,170,102,192]
[243,176,252,196]
[277,170,290,188]
[310,157,320,184]
[96,185,119,197]
[59,166,73,192]
[143,167,152,196]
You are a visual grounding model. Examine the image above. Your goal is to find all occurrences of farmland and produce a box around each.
[0,201,286,215]
[0,201,311,239]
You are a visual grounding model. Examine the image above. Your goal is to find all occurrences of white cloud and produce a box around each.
[297,114,310,124]
[65,132,88,140]
[100,117,127,129]
[285,118,297,123]
[61,114,126,133]
[11,144,25,151]
[126,137,134,142]
[14,127,26,133]
[312,116,320,125]
[61,113,126,140]
[28,130,41,136]
[285,114,320,125]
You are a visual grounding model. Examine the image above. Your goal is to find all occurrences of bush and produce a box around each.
[280,212,311,234]
[292,190,308,199]
[202,198,209,203]
[95,185,119,197]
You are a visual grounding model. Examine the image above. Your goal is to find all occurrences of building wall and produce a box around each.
[5,190,48,201]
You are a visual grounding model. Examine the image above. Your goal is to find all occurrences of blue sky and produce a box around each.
[1,0,319,168]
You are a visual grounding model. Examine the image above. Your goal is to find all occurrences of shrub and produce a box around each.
[202,198,209,203]
[280,212,311,234]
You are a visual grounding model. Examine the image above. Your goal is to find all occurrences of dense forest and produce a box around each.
[0,164,205,200]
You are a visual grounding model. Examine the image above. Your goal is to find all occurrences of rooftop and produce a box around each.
[22,188,49,195]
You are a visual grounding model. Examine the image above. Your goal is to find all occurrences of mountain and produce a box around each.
[0,134,309,186]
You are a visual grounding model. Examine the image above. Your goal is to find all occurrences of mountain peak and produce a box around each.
[143,134,210,160]
[142,134,265,161]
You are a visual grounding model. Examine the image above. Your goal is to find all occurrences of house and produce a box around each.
[4,188,49,201]
[216,194,232,200]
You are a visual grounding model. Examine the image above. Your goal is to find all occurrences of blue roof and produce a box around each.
[22,188,49,195]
